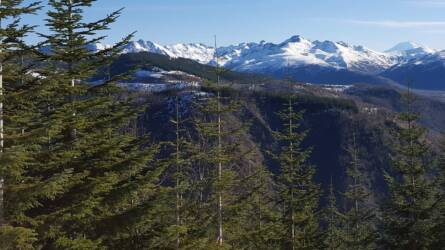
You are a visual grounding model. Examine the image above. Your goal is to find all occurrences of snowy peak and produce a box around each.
[109,36,439,76]
[385,41,435,62]
[386,41,432,53]
[121,40,175,57]
[164,43,214,64]
[281,35,309,45]
[117,36,398,74]
[120,40,215,64]
[85,43,111,51]
[220,36,393,74]
[313,40,341,53]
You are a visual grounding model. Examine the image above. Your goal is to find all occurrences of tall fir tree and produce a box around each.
[234,160,282,249]
[178,41,257,248]
[380,87,439,250]
[431,137,445,248]
[214,37,224,247]
[322,179,343,250]
[19,0,161,248]
[340,132,376,250]
[190,83,244,249]
[171,95,187,249]
[146,94,197,250]
[273,94,321,250]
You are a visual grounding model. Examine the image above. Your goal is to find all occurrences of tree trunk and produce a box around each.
[215,36,224,247]
[289,97,295,250]
[0,0,5,227]
[175,96,181,249]
[68,0,76,138]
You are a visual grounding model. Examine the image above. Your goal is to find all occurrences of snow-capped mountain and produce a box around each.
[381,51,445,90]
[85,43,112,51]
[43,36,438,78]
[122,40,175,57]
[121,40,216,64]
[122,40,215,64]
[117,36,436,76]
[92,35,445,89]
[220,36,394,74]
[385,41,435,62]
[386,41,431,53]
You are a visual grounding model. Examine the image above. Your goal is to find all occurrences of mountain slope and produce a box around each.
[94,52,277,86]
[225,36,394,75]
[385,41,435,62]
[381,51,445,90]
[91,36,445,89]
[119,36,398,74]
[109,51,445,134]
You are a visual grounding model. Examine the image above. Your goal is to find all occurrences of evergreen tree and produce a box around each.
[322,179,343,250]
[234,161,282,249]
[380,88,439,250]
[170,95,188,249]
[340,132,376,250]
[0,0,42,248]
[179,42,256,248]
[19,1,161,248]
[431,137,445,248]
[147,94,197,250]
[189,83,245,249]
[273,95,321,250]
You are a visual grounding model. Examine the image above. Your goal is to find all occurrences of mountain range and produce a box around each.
[90,36,445,90]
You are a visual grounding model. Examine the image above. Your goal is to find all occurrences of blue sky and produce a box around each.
[23,0,445,51]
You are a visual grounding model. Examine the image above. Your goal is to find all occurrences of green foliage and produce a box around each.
[0,0,160,249]
[273,96,321,249]
[339,132,377,250]
[322,180,343,250]
[430,139,445,249]
[230,163,282,249]
[3,1,445,249]
[190,82,247,248]
[380,91,440,249]
[0,226,37,250]
[0,0,42,245]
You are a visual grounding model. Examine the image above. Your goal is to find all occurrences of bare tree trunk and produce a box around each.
[0,0,5,227]
[353,133,359,213]
[258,166,263,231]
[217,95,223,246]
[175,96,181,249]
[351,132,360,243]
[68,0,76,138]
[215,36,224,247]
[289,97,295,250]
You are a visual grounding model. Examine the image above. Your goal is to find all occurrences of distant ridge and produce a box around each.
[90,36,445,90]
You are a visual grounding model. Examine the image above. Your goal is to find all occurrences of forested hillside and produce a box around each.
[1,1,445,250]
